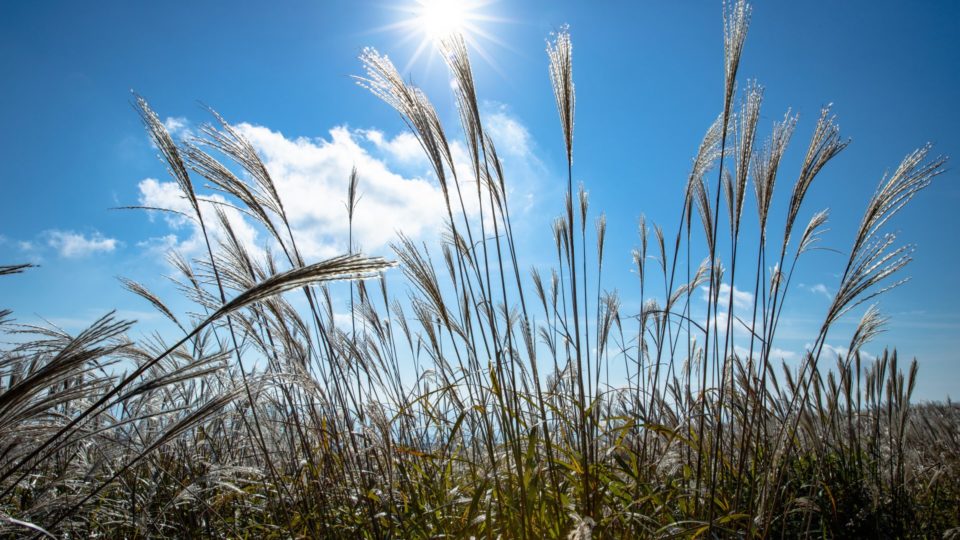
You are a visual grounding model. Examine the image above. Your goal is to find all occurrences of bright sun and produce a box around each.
[416,0,469,42]
[379,0,502,72]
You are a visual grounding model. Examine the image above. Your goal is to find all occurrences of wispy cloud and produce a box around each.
[46,230,118,258]
[806,283,832,300]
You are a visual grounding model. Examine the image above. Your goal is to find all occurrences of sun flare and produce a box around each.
[379,0,502,72]
[416,0,469,41]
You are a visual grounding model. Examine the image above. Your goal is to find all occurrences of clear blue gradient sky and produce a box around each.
[1,1,958,399]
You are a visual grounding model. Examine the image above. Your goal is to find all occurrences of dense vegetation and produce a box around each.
[1,1,957,537]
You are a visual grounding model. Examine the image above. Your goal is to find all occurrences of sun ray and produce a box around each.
[403,37,433,74]
[371,0,507,75]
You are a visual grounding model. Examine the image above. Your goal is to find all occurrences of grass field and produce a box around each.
[1,1,958,537]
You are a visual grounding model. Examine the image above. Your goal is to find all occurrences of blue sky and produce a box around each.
[1,1,958,399]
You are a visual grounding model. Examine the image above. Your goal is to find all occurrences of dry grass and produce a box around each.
[1,1,957,537]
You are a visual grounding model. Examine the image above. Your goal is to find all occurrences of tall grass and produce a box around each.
[1,1,957,537]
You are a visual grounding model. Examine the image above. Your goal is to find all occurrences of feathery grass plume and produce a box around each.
[732,81,763,234]
[210,254,395,321]
[135,94,201,217]
[852,144,947,260]
[548,25,575,166]
[692,175,715,253]
[345,166,361,224]
[769,262,784,297]
[392,236,450,329]
[653,223,666,273]
[826,146,946,325]
[797,208,830,255]
[685,116,725,224]
[211,206,260,290]
[783,106,849,246]
[356,49,456,202]
[595,213,607,268]
[483,133,510,211]
[722,0,751,115]
[634,215,649,284]
[441,33,483,174]
[847,304,887,357]
[597,291,619,352]
[198,107,286,220]
[118,277,184,331]
[552,216,568,258]
[753,111,797,232]
[578,183,589,232]
[723,168,736,230]
[183,140,284,244]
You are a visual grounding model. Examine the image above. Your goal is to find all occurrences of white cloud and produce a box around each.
[5,238,43,264]
[46,230,118,258]
[138,177,263,260]
[818,343,847,360]
[332,311,354,330]
[235,123,448,257]
[700,283,754,310]
[698,310,758,343]
[482,103,548,216]
[769,347,798,361]
[807,283,832,300]
[485,106,532,157]
[136,233,179,257]
[163,116,191,138]
[733,344,797,362]
[805,342,876,363]
[137,105,547,269]
[138,177,192,225]
[138,124,449,261]
[362,129,425,166]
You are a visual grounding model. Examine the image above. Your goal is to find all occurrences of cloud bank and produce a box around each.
[138,107,544,265]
